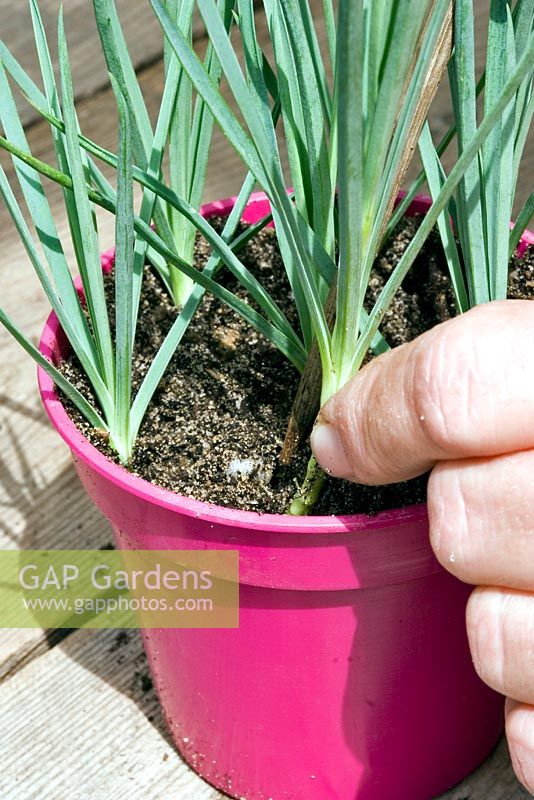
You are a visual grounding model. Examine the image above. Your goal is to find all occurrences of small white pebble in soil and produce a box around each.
[225,458,273,485]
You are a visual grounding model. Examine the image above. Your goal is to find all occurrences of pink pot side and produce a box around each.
[36,192,529,800]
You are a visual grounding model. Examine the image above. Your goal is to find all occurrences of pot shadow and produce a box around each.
[0,403,173,748]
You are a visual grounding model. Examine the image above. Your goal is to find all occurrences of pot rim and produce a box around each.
[37,191,534,535]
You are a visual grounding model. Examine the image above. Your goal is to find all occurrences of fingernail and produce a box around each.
[311,423,353,479]
[510,741,534,794]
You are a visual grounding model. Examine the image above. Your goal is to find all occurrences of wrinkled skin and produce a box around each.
[312,301,534,794]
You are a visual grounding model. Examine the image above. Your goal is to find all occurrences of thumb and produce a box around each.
[311,301,534,485]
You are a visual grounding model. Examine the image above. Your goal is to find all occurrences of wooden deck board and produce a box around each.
[0,627,223,800]
[3,0,180,126]
[0,1,532,796]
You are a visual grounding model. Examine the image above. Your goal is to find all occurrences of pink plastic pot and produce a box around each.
[38,194,533,800]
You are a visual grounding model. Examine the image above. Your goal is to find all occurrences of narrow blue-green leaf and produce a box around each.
[239,0,276,147]
[363,0,389,127]
[365,0,451,272]
[110,75,135,463]
[332,0,363,385]
[195,0,288,190]
[132,55,183,318]
[0,39,47,107]
[512,0,534,136]
[513,0,534,55]
[322,0,336,73]
[354,37,534,374]
[29,0,91,305]
[238,0,320,338]
[483,1,516,300]
[293,210,336,286]
[0,61,100,376]
[167,0,194,268]
[196,0,320,275]
[0,307,108,433]
[449,0,489,304]
[58,9,115,390]
[419,123,469,312]
[197,0,331,357]
[163,0,180,72]
[170,0,234,304]
[155,0,329,360]
[263,0,312,255]
[0,39,117,209]
[92,0,153,162]
[363,0,428,222]
[150,0,267,185]
[294,0,332,118]
[386,72,486,243]
[513,83,533,185]
[279,0,334,256]
[93,0,177,279]
[263,0,334,275]
[4,98,300,353]
[85,154,115,202]
[184,0,222,208]
[0,163,113,415]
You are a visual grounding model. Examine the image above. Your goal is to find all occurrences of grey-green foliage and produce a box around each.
[148,0,533,512]
[0,0,271,463]
[420,0,534,311]
[150,0,533,403]
[0,0,533,513]
[92,0,236,308]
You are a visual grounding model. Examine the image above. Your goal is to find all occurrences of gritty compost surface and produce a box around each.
[61,215,534,515]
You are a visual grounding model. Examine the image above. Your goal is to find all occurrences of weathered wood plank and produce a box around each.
[0,627,224,799]
[2,0,165,126]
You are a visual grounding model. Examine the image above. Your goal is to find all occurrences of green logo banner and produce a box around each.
[0,550,239,628]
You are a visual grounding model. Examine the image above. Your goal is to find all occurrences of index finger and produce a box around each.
[311,300,534,484]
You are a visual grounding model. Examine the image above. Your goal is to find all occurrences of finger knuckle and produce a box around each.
[466,587,508,693]
[427,464,472,578]
[411,323,480,455]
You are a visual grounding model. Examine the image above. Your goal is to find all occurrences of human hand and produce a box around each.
[311,300,534,794]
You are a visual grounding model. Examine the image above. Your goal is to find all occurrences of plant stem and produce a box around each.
[287,455,326,515]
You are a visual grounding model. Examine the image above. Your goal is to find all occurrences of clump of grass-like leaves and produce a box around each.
[93,0,237,307]
[148,0,532,511]
[0,0,273,462]
[420,0,533,310]
[0,0,532,513]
